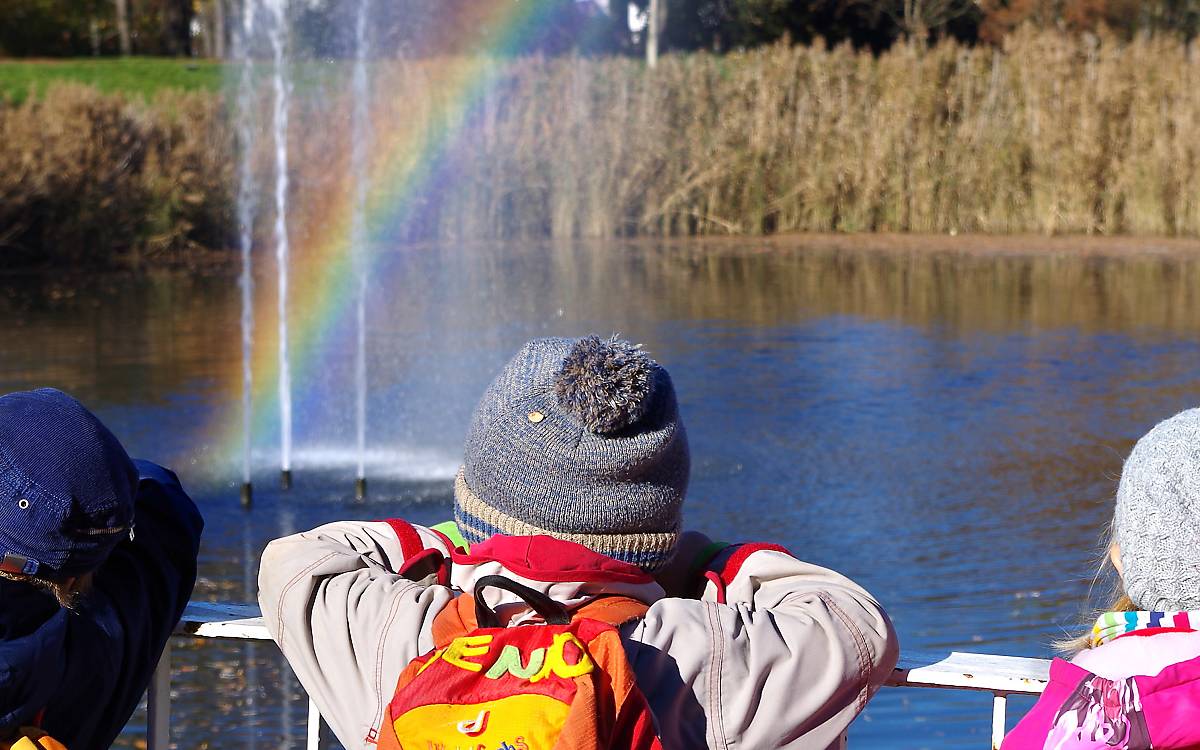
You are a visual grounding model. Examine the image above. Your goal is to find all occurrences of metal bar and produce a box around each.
[172,603,1061,748]
[147,640,171,750]
[306,697,321,750]
[991,692,1008,750]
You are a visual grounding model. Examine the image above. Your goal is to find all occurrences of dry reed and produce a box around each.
[356,28,1200,241]
[5,28,1200,266]
[0,83,232,267]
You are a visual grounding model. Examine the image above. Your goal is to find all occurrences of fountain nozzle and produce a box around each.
[355,476,368,501]
[240,482,253,508]
[280,469,293,490]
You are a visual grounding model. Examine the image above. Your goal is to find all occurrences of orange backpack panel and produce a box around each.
[3,728,67,750]
[379,576,659,750]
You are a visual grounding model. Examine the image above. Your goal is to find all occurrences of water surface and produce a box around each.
[3,238,1200,748]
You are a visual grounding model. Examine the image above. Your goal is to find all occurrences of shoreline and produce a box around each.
[7,231,1200,279]
[614,232,1200,258]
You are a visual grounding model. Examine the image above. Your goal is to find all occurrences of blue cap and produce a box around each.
[0,389,137,578]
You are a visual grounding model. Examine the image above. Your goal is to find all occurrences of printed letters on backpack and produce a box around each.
[378,575,660,750]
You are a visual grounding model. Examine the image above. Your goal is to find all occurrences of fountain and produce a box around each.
[234,0,258,508]
[351,0,373,502]
[232,0,293,497]
[265,0,293,492]
[232,0,385,501]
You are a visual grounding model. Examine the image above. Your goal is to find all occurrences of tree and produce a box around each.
[210,0,226,58]
[642,0,908,53]
[979,0,1200,42]
[159,0,193,55]
[847,0,981,41]
[0,0,114,56]
[647,0,665,65]
[115,0,132,53]
[290,0,605,58]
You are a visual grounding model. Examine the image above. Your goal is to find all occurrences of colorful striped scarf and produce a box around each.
[1091,610,1200,647]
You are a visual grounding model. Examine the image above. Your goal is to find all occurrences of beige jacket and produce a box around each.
[258,519,898,750]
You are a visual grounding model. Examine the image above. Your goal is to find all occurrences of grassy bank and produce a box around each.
[0,57,222,103]
[3,29,1200,267]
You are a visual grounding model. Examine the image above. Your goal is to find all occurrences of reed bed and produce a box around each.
[5,28,1200,266]
[385,28,1200,241]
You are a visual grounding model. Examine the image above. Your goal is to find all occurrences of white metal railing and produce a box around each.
[151,602,1052,750]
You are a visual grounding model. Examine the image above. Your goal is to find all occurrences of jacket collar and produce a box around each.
[0,578,68,733]
[0,578,59,638]
[1092,610,1200,647]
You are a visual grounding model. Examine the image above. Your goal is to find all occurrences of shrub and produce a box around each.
[0,83,232,267]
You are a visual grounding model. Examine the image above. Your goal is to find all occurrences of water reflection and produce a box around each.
[1,239,1199,749]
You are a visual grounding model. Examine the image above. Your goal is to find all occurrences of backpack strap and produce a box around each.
[472,575,570,628]
[432,582,651,646]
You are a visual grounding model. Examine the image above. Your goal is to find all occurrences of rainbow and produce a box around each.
[204,0,583,480]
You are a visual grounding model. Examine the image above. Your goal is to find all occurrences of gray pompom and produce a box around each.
[555,336,657,434]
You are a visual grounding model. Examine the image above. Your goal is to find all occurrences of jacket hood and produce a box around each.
[449,534,665,618]
[0,579,67,733]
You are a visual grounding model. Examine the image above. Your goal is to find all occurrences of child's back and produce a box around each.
[1004,408,1200,748]
[0,389,203,748]
[260,336,898,749]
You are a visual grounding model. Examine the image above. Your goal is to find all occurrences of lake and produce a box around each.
[4,236,1200,748]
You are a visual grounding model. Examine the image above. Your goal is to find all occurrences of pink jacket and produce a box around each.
[1002,631,1200,749]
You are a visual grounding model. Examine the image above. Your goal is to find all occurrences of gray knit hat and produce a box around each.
[1115,407,1200,610]
[454,335,689,572]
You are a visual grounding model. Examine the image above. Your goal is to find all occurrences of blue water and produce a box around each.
[2,241,1199,748]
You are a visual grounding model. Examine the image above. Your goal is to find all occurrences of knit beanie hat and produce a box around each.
[1115,407,1200,610]
[454,336,689,572]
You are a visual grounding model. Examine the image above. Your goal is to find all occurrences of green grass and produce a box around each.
[0,57,377,104]
[0,57,224,103]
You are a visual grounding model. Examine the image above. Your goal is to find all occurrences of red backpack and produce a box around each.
[377,575,661,750]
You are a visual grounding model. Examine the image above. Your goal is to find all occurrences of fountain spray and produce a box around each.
[265,0,293,491]
[234,0,259,508]
[351,0,373,502]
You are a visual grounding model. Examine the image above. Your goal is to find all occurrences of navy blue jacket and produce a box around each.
[0,460,202,748]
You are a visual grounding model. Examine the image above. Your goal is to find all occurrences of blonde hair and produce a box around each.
[0,570,93,610]
[1053,517,1135,655]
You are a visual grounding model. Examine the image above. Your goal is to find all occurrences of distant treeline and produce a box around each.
[4,29,1200,267]
[6,0,1200,59]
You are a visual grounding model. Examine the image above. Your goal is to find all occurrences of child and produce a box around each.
[0,388,203,748]
[260,336,898,749]
[1004,407,1200,748]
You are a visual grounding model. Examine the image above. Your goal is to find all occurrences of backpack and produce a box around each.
[377,575,661,750]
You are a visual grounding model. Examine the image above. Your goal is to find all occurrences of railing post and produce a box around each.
[147,640,171,750]
[991,692,1008,750]
[306,697,321,750]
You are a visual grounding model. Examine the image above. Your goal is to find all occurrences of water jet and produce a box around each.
[351,0,373,494]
